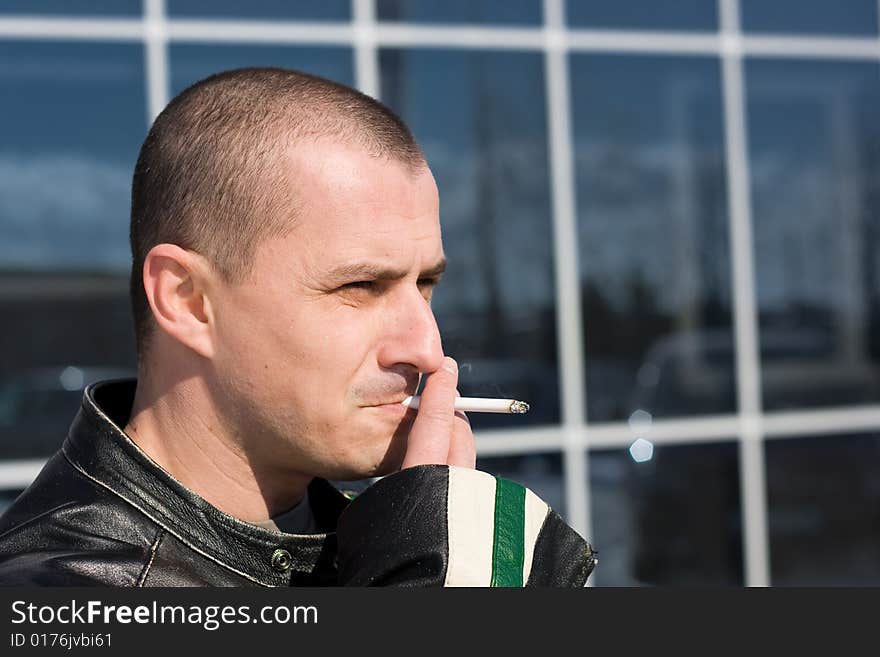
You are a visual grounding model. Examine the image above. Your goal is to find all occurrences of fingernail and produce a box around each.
[443,358,458,375]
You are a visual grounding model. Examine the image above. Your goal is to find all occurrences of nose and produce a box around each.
[376,285,445,375]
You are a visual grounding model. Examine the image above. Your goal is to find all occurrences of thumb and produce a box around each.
[401,357,458,469]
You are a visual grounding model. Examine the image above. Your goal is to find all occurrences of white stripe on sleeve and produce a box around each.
[444,466,498,587]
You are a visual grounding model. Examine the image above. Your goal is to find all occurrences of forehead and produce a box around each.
[280,139,442,271]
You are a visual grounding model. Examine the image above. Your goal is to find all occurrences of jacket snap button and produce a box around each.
[271,548,292,572]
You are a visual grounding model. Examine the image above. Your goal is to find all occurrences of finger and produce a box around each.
[401,357,458,469]
[446,410,475,468]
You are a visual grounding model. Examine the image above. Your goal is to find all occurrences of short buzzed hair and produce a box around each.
[129,67,425,361]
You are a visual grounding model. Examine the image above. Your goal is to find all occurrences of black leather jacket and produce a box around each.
[0,379,596,587]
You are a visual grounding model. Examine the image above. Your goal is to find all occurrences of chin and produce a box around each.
[333,436,408,481]
[312,413,412,481]
[343,444,406,480]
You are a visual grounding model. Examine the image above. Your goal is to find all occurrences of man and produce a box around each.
[0,68,596,586]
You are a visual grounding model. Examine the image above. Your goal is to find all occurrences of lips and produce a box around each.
[371,401,407,410]
[360,394,410,408]
[364,400,414,417]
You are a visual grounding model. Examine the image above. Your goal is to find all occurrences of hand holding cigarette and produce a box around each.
[400,357,475,470]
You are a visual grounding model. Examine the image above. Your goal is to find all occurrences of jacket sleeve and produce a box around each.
[334,464,597,587]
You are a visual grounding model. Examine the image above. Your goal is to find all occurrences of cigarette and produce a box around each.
[401,396,530,414]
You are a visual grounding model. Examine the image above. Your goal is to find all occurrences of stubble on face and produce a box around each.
[208,138,445,481]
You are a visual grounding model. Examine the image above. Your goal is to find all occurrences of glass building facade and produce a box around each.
[0,0,878,586]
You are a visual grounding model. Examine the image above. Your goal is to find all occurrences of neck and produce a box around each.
[123,372,311,523]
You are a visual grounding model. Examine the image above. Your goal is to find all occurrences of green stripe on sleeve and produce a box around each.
[490,477,526,587]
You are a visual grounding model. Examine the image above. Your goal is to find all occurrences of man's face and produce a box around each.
[209,139,446,480]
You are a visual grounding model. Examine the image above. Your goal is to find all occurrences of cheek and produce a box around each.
[264,308,380,403]
[316,306,381,355]
[218,290,381,405]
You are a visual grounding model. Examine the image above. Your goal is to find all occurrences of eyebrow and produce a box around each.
[326,257,447,284]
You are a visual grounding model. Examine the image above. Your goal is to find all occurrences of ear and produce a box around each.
[141,243,217,359]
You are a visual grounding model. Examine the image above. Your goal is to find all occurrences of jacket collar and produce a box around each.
[62,378,350,587]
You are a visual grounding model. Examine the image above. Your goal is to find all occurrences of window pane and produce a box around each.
[0,41,146,271]
[478,453,565,518]
[746,60,880,411]
[167,0,350,21]
[170,44,354,97]
[566,1,717,31]
[0,42,144,461]
[381,49,559,430]
[766,433,880,585]
[571,54,734,422]
[741,0,878,37]
[0,1,141,16]
[0,358,134,459]
[590,441,742,586]
[377,0,541,25]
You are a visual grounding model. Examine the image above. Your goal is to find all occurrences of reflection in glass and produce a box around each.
[565,0,716,31]
[0,358,135,459]
[377,0,541,25]
[746,60,880,410]
[0,41,146,271]
[0,42,144,460]
[766,433,880,585]
[0,1,140,15]
[478,453,565,519]
[589,442,742,586]
[570,54,734,422]
[741,0,878,37]
[168,0,350,21]
[380,48,559,430]
[169,45,354,97]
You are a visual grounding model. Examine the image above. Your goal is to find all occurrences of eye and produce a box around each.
[343,281,375,290]
[417,277,440,300]
[338,280,381,297]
